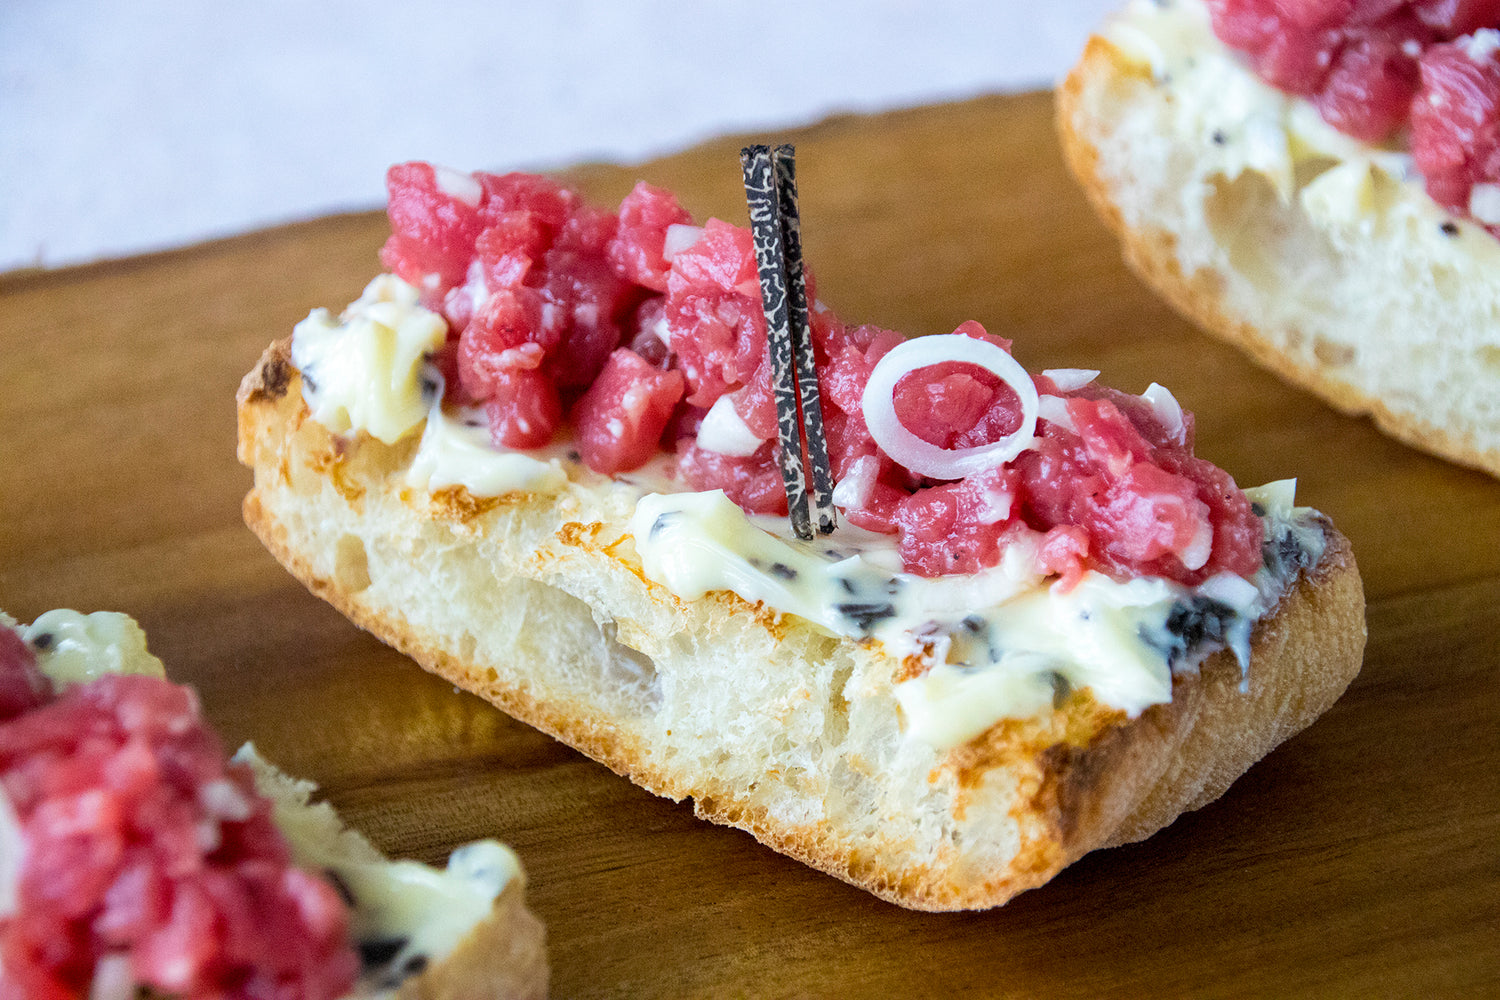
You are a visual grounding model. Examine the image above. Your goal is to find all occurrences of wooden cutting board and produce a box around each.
[3,90,1497,998]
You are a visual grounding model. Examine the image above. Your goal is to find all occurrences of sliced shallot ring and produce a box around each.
[861,333,1039,480]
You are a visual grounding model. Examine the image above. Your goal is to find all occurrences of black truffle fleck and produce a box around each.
[650,512,679,540]
[1164,597,1233,653]
[835,602,897,634]
[357,937,409,969]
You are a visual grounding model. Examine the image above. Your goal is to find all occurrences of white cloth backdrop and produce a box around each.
[1,1,1118,271]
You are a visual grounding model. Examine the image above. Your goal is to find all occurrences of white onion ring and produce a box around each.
[861,334,1039,480]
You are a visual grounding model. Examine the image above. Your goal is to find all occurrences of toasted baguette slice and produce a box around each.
[1057,0,1500,479]
[237,338,1365,911]
[0,609,547,1000]
[239,746,548,1000]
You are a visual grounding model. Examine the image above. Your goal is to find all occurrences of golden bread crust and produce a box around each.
[393,879,548,1000]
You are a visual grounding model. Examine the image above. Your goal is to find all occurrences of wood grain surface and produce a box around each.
[3,90,1498,998]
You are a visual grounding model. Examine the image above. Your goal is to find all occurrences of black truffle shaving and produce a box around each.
[1262,523,1315,580]
[357,936,409,969]
[1050,671,1073,709]
[773,146,837,535]
[1155,596,1236,668]
[740,143,836,540]
[948,615,1000,671]
[835,601,897,634]
[1141,596,1238,670]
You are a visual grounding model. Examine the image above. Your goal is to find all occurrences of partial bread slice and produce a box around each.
[0,608,547,1000]
[237,339,1365,911]
[1058,20,1500,479]
[239,746,548,1000]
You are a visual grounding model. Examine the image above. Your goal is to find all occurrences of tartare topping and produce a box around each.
[1413,30,1500,223]
[1106,0,1500,257]
[284,163,1337,740]
[0,660,359,1000]
[350,164,1264,588]
[1199,0,1500,234]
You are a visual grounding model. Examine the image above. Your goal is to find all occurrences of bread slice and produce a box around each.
[238,746,548,1000]
[0,609,547,999]
[237,337,1365,911]
[1057,0,1500,479]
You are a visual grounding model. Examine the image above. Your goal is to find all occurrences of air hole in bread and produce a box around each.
[598,620,661,712]
[825,757,876,829]
[334,534,372,593]
[820,658,855,751]
[1204,171,1337,308]
[1312,337,1355,367]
